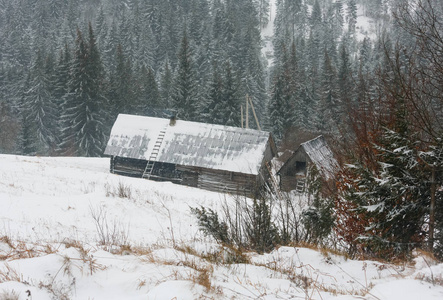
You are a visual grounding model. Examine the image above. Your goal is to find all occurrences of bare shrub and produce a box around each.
[104,181,132,199]
[38,280,72,300]
[90,205,130,249]
[81,181,97,194]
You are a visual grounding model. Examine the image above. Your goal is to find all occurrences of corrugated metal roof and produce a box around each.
[104,114,272,175]
[300,135,338,179]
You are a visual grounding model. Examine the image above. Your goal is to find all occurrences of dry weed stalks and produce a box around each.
[0,289,20,300]
[104,181,132,199]
[89,205,130,249]
[0,263,22,283]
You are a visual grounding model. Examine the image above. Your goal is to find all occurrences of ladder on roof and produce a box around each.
[296,178,306,194]
[142,127,167,180]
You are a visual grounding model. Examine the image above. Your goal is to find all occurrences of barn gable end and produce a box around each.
[278,135,338,192]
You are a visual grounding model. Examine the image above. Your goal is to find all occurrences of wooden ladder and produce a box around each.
[296,178,306,194]
[142,128,167,179]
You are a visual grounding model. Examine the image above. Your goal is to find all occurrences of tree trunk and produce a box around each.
[429,165,436,252]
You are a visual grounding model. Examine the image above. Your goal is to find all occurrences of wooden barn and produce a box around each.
[278,135,338,193]
[104,114,278,195]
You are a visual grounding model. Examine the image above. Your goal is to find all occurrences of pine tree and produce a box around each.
[203,61,224,124]
[302,165,335,245]
[108,43,135,119]
[310,0,322,28]
[23,50,58,154]
[338,39,354,112]
[347,0,357,35]
[159,61,173,108]
[268,72,289,141]
[0,100,20,154]
[171,30,199,121]
[138,64,161,114]
[268,43,294,141]
[318,50,339,133]
[52,43,71,143]
[245,197,278,254]
[60,24,107,157]
[220,61,240,127]
[256,0,270,28]
[95,4,108,55]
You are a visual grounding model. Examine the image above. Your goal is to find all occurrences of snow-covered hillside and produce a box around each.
[0,155,443,299]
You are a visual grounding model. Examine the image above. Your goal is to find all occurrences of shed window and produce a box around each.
[295,161,306,174]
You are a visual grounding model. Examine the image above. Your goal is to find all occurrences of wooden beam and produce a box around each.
[246,94,249,129]
[248,95,261,130]
[241,105,244,128]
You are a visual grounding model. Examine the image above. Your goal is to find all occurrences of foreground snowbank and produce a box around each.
[0,155,442,299]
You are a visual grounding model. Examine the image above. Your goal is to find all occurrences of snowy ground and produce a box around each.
[1,155,443,299]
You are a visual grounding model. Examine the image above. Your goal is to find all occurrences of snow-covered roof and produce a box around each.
[300,135,338,179]
[104,114,274,175]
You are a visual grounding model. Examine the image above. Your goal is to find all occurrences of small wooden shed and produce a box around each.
[104,114,278,195]
[278,135,337,192]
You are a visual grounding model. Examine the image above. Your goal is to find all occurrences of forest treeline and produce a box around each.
[0,0,401,155]
[0,0,442,259]
[0,0,268,156]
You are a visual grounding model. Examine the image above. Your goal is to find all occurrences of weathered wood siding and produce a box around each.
[257,138,277,186]
[110,157,260,196]
[178,165,258,195]
[279,148,311,192]
[280,175,297,192]
[111,156,146,177]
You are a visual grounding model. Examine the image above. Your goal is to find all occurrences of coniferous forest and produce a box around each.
[0,0,443,259]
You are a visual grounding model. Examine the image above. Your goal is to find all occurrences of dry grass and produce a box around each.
[292,241,350,260]
[0,235,59,261]
[38,280,71,300]
[140,243,216,293]
[0,263,22,283]
[0,289,20,300]
[104,181,132,199]
[62,239,106,275]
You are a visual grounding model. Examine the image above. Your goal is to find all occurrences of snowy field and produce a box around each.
[0,155,443,299]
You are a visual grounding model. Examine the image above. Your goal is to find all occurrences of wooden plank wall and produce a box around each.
[177,166,258,196]
[280,175,297,192]
[112,156,146,177]
[111,156,261,196]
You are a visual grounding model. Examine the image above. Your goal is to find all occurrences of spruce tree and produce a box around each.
[203,61,224,124]
[108,43,135,119]
[220,61,240,127]
[318,50,339,133]
[23,50,57,154]
[256,0,270,28]
[159,61,173,108]
[338,39,354,115]
[138,65,161,114]
[171,30,199,121]
[60,24,107,157]
[347,0,357,35]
